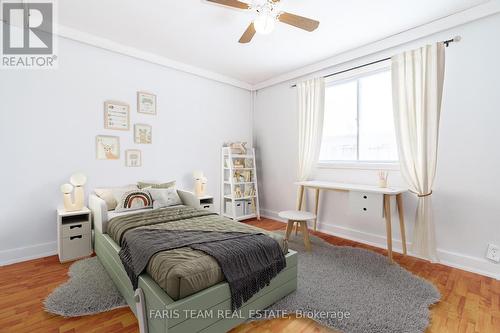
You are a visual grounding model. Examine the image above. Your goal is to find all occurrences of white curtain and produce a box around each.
[297,77,325,181]
[391,43,445,262]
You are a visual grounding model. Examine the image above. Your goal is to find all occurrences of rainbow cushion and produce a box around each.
[115,190,153,212]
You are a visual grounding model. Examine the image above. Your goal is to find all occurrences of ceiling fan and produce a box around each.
[206,0,320,43]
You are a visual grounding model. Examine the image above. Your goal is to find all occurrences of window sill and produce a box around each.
[317,161,400,171]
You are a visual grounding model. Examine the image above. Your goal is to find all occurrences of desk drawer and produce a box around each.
[349,192,383,217]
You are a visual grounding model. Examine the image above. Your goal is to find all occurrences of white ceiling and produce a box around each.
[58,0,490,86]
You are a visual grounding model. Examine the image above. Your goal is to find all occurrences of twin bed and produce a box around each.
[89,189,298,333]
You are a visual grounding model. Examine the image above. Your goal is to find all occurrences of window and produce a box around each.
[319,68,398,165]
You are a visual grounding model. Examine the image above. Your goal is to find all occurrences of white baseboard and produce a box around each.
[261,209,499,280]
[437,250,499,280]
[0,241,57,266]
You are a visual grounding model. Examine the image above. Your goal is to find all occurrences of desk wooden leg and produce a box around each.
[296,185,305,210]
[300,221,312,251]
[384,194,393,263]
[396,193,407,255]
[313,188,320,232]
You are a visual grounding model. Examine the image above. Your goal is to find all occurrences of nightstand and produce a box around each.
[57,207,92,263]
[197,195,214,212]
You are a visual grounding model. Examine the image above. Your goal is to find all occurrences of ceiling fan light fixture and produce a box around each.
[254,13,275,34]
[206,0,319,43]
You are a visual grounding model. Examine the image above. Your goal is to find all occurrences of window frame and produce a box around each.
[318,60,399,170]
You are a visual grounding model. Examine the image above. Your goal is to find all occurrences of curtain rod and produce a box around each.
[291,36,461,88]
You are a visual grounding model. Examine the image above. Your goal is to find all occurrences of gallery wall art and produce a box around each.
[125,149,142,167]
[97,92,157,165]
[137,91,157,115]
[96,135,120,160]
[134,123,152,144]
[104,101,130,131]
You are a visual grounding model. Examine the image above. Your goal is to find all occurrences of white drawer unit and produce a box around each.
[199,196,214,212]
[57,207,92,263]
[182,193,214,212]
[348,191,383,218]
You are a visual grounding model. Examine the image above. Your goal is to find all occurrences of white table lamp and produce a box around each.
[60,173,87,211]
[193,171,207,197]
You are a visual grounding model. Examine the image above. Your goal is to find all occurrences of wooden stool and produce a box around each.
[279,210,315,251]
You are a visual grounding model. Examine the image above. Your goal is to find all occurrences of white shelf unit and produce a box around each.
[221,147,261,221]
[57,207,92,263]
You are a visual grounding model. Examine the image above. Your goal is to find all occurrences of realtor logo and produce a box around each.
[1,1,57,68]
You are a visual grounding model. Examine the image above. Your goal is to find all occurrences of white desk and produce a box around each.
[295,180,408,262]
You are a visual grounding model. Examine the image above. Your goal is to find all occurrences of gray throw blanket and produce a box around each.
[119,228,286,310]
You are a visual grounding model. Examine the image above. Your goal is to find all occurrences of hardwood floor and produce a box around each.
[0,218,498,333]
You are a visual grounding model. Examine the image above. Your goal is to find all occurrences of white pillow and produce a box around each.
[148,188,182,209]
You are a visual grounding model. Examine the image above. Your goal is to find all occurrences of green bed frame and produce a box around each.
[90,192,298,333]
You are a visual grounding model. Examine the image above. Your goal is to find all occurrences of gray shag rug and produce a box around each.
[256,232,441,333]
[43,235,440,333]
[44,257,127,317]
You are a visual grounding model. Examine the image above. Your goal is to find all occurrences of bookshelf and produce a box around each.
[221,147,261,221]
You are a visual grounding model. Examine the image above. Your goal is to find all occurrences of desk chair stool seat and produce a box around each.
[279,210,315,251]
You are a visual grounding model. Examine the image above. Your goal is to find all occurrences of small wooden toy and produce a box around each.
[234,186,242,198]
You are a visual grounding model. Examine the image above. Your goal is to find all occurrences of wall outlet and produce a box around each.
[486,244,500,263]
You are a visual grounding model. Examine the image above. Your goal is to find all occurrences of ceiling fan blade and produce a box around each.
[206,0,250,10]
[239,23,256,43]
[278,12,320,32]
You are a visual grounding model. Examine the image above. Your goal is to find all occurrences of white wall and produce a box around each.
[1,12,499,280]
[0,37,252,264]
[253,13,500,279]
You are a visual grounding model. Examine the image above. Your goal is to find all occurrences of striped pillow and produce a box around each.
[114,190,153,212]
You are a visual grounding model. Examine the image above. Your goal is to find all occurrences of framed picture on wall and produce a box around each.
[137,91,156,115]
[104,101,130,131]
[125,149,142,167]
[134,124,152,144]
[96,135,120,160]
